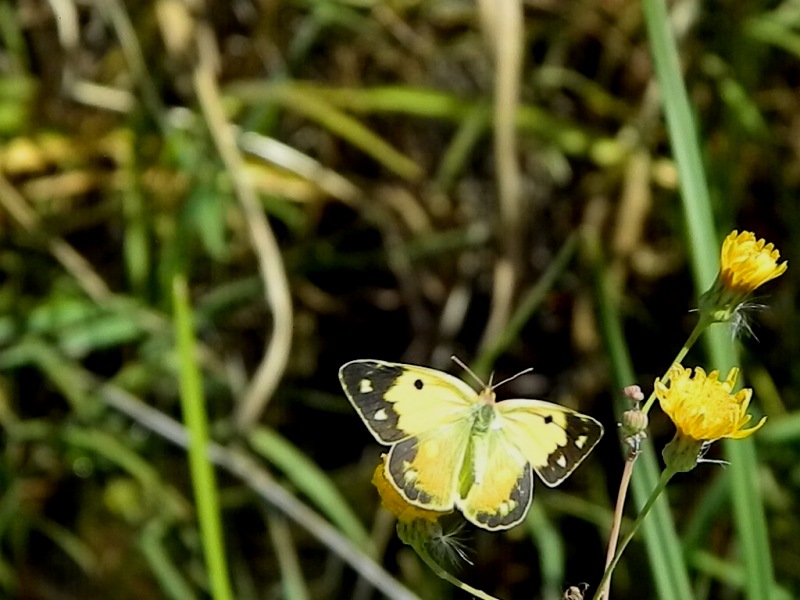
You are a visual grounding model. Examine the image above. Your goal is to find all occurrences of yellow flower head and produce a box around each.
[719,230,787,295]
[655,364,766,442]
[699,230,787,325]
[372,456,449,524]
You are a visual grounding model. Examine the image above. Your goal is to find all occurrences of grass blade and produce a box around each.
[641,0,776,598]
[248,426,374,553]
[173,274,234,600]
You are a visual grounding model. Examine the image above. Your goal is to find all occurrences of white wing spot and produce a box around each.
[574,435,588,449]
[359,379,373,393]
[373,408,388,421]
[556,455,568,468]
[499,499,516,517]
[403,467,419,484]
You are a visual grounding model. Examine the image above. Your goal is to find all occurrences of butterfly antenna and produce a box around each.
[492,367,534,390]
[450,355,488,389]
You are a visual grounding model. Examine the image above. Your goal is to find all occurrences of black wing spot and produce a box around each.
[414,379,424,390]
[544,415,553,424]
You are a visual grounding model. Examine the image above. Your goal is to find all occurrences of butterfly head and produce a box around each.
[450,355,533,406]
[477,385,497,406]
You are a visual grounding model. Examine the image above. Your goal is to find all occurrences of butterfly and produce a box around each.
[339,359,604,531]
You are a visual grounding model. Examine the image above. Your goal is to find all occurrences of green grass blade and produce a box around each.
[640,0,716,284]
[272,84,423,181]
[759,412,800,444]
[139,518,197,600]
[248,427,374,553]
[62,426,161,491]
[173,275,234,600]
[434,103,490,192]
[641,0,776,598]
[721,433,775,600]
[525,503,566,600]
[473,232,578,377]
[32,517,97,575]
[267,514,310,600]
[0,556,15,596]
[746,13,800,59]
[227,82,627,165]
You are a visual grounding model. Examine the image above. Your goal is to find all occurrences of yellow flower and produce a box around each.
[700,230,787,324]
[372,456,449,524]
[656,364,765,472]
[719,230,787,295]
[656,364,766,442]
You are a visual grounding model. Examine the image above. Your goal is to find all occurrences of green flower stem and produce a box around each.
[641,313,713,414]
[415,547,500,600]
[593,468,677,600]
[397,521,500,600]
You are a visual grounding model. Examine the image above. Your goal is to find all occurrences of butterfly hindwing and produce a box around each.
[458,428,533,530]
[386,420,473,512]
[497,400,604,487]
[338,360,476,444]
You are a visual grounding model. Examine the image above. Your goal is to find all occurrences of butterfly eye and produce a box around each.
[414,379,424,390]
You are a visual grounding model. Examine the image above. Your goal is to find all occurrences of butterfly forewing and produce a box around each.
[338,360,477,444]
[497,399,604,487]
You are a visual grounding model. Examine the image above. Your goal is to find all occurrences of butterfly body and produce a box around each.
[339,359,603,531]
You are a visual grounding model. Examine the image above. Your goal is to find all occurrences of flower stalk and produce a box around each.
[593,469,676,600]
[599,230,781,599]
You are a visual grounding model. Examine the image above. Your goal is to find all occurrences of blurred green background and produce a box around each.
[1,0,798,599]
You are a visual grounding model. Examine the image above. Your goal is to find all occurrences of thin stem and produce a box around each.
[417,549,501,600]
[593,468,677,600]
[641,314,712,414]
[600,455,637,600]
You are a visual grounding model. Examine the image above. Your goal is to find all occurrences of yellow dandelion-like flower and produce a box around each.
[655,364,766,472]
[656,364,765,441]
[700,230,787,324]
[719,230,787,295]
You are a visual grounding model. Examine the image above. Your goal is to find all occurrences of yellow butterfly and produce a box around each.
[339,359,604,531]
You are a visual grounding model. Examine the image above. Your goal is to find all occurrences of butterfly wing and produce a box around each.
[386,419,473,511]
[457,425,534,530]
[338,360,477,444]
[340,360,479,512]
[496,399,603,487]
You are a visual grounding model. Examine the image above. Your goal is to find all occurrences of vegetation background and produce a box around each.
[1,0,798,599]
